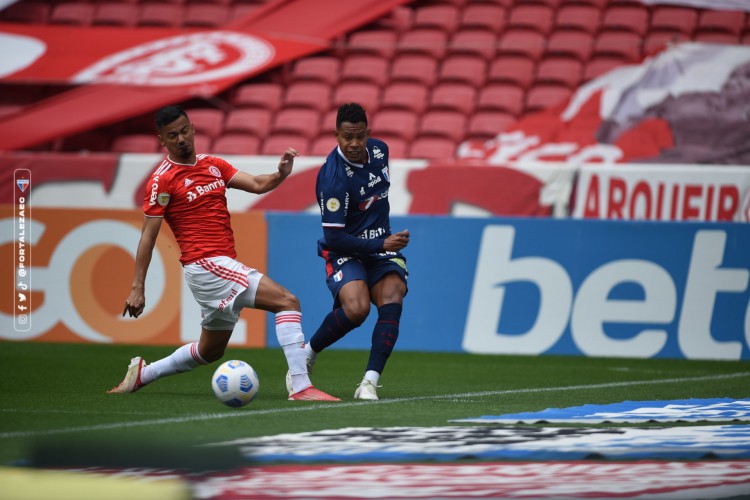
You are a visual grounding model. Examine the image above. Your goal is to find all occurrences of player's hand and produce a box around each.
[122,289,146,318]
[278,148,299,179]
[383,229,410,251]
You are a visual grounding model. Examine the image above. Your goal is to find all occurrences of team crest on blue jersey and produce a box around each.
[326,198,341,212]
[373,146,384,160]
[209,166,221,177]
[382,166,390,182]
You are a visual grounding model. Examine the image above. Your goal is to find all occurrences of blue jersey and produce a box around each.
[316,138,392,257]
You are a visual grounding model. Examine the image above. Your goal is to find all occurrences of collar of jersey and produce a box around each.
[166,155,198,166]
[337,146,369,168]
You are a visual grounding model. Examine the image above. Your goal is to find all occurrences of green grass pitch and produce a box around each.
[1,341,748,467]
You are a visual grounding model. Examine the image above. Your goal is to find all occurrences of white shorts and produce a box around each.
[183,256,263,328]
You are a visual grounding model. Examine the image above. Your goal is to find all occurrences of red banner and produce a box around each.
[0,0,409,150]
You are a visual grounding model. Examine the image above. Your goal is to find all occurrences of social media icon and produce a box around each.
[18,293,26,302]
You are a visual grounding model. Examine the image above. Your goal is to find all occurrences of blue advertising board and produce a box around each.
[266,214,750,360]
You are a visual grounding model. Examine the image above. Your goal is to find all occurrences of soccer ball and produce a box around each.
[211,360,259,408]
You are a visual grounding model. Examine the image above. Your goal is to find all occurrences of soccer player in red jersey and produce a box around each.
[109,105,339,401]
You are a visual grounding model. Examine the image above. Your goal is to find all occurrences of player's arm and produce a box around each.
[324,228,410,254]
[123,216,162,318]
[229,148,298,194]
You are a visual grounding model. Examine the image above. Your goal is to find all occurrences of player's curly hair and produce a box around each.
[155,105,188,131]
[336,102,368,129]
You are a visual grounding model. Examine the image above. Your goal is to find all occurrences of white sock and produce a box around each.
[305,343,318,363]
[276,311,312,393]
[141,342,206,385]
[365,370,380,385]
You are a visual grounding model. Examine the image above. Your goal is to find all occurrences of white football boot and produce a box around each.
[354,378,380,400]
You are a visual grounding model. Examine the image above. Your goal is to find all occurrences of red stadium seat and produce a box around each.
[232,83,283,111]
[320,109,338,133]
[111,134,160,153]
[507,5,554,34]
[0,2,50,23]
[466,111,516,141]
[409,137,458,160]
[545,30,595,61]
[223,108,272,137]
[643,31,690,56]
[380,83,429,114]
[438,56,487,88]
[260,134,309,156]
[94,3,138,27]
[536,58,583,88]
[459,4,507,34]
[375,136,409,159]
[593,31,642,61]
[477,84,525,116]
[554,5,600,34]
[371,110,419,141]
[487,56,536,88]
[601,5,650,36]
[428,83,476,115]
[498,30,546,60]
[340,56,390,86]
[370,5,413,34]
[138,3,181,28]
[396,29,449,59]
[212,134,262,156]
[411,4,460,34]
[186,108,225,140]
[271,108,321,139]
[418,110,467,142]
[283,82,332,112]
[650,7,698,36]
[348,30,398,59]
[309,134,336,156]
[583,57,626,81]
[333,82,381,114]
[697,10,745,36]
[515,0,561,7]
[390,55,438,87]
[49,3,95,26]
[525,84,573,113]
[56,131,111,152]
[290,57,341,86]
[693,31,740,45]
[182,4,229,28]
[447,29,498,60]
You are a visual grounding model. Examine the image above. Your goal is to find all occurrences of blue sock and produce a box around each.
[366,303,402,374]
[310,307,357,353]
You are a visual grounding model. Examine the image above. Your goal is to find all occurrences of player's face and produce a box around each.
[336,121,369,164]
[158,114,196,162]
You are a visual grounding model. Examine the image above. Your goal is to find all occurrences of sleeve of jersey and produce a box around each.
[142,173,168,216]
[323,226,384,254]
[215,157,239,183]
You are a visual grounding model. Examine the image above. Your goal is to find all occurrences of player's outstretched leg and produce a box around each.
[107,342,208,394]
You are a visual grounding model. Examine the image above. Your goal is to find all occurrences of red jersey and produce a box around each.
[143,154,239,265]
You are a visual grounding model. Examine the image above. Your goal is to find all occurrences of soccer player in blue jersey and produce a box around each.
[289,102,409,400]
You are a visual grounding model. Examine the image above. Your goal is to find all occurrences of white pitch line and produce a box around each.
[2,372,749,440]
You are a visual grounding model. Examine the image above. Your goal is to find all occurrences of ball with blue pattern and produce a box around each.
[211,359,259,407]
